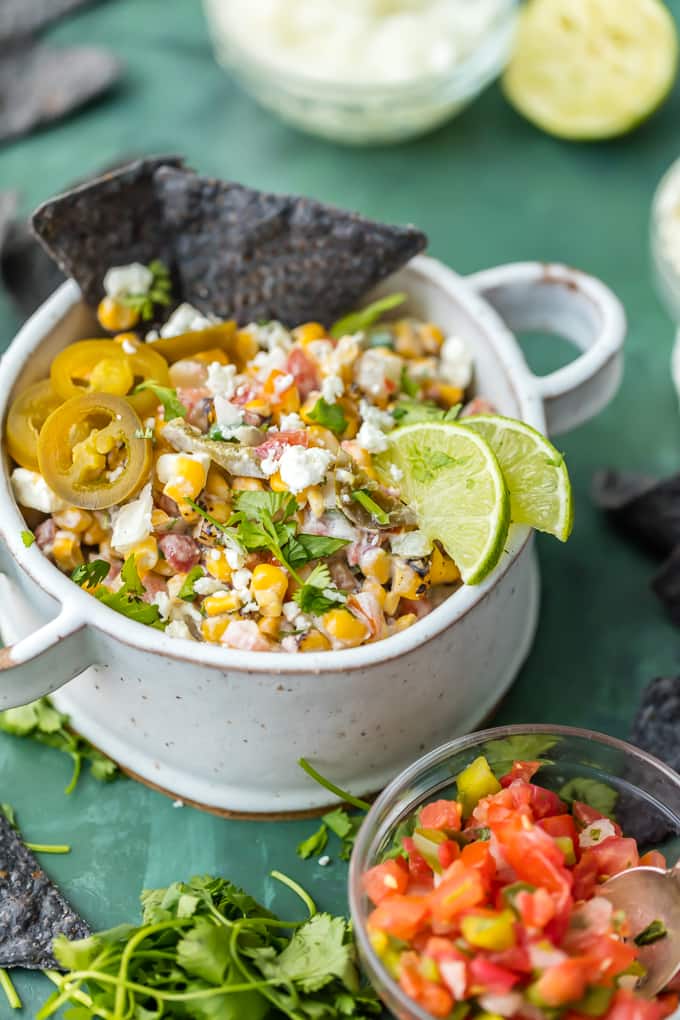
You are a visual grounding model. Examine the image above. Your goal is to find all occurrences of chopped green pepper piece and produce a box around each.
[554,835,577,866]
[456,755,501,817]
[574,986,615,1017]
[461,909,516,951]
[412,827,448,874]
[502,881,536,913]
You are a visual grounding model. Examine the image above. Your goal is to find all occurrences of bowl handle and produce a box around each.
[0,544,92,709]
[466,262,626,436]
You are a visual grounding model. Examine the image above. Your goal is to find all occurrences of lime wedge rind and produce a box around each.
[463,414,573,543]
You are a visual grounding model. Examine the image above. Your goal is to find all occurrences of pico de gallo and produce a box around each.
[6,259,490,652]
[363,756,677,1020]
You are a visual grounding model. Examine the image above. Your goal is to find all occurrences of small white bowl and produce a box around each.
[203,0,519,145]
[0,258,624,815]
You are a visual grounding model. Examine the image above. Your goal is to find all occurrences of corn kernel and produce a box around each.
[205,549,232,582]
[243,398,271,416]
[338,398,359,439]
[422,322,444,352]
[112,332,140,349]
[151,508,172,530]
[258,617,281,640]
[300,629,332,652]
[429,546,461,585]
[293,322,326,346]
[393,320,422,359]
[395,612,418,631]
[341,440,376,480]
[202,496,231,524]
[201,615,231,643]
[307,425,340,454]
[204,591,241,616]
[83,519,110,546]
[192,348,230,365]
[269,471,288,492]
[307,486,325,519]
[97,296,139,332]
[360,548,391,584]
[437,384,464,408]
[53,507,94,534]
[161,454,207,502]
[263,370,300,412]
[231,477,264,491]
[53,530,83,572]
[322,608,368,647]
[362,578,387,609]
[130,536,158,575]
[166,574,186,599]
[234,328,258,367]
[300,395,319,426]
[251,564,288,617]
[391,561,428,601]
[205,466,231,501]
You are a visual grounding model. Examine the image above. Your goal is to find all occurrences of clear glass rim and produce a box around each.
[348,723,680,1020]
[204,0,519,100]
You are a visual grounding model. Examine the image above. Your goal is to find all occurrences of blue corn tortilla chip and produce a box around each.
[0,814,89,969]
[155,167,428,327]
[32,155,185,307]
[0,42,122,144]
[592,469,680,558]
[0,0,102,44]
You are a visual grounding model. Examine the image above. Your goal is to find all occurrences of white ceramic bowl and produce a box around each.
[0,258,625,816]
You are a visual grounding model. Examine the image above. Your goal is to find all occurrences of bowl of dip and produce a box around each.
[203,0,519,144]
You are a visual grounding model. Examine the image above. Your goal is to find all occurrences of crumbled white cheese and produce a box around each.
[251,346,289,380]
[390,530,433,558]
[307,339,334,364]
[273,372,295,394]
[440,334,473,389]
[355,348,402,398]
[318,855,331,867]
[213,396,244,431]
[206,362,237,398]
[282,601,311,629]
[193,576,225,596]
[279,411,304,431]
[249,320,293,353]
[579,819,618,849]
[224,543,247,570]
[356,420,389,454]
[232,567,253,590]
[327,334,361,376]
[145,329,160,342]
[173,799,184,808]
[160,303,214,338]
[165,619,194,640]
[153,591,173,621]
[278,446,334,493]
[110,483,153,553]
[11,468,67,513]
[389,464,404,482]
[260,455,280,477]
[321,374,344,403]
[103,262,153,301]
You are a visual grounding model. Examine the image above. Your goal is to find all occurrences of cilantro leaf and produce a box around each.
[71,559,109,589]
[293,564,345,615]
[133,380,187,420]
[559,777,619,819]
[352,490,389,525]
[306,397,348,436]
[179,565,204,601]
[331,293,406,339]
[253,913,357,994]
[20,529,35,548]
[297,822,329,860]
[0,697,119,793]
[94,555,165,630]
[392,399,461,426]
[119,259,172,321]
[284,533,350,569]
[482,734,557,778]
[635,920,667,946]
[120,554,145,594]
[322,808,363,861]
[400,366,419,398]
[234,490,297,522]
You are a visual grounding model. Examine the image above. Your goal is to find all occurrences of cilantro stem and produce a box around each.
[25,843,71,854]
[0,969,21,1010]
[228,920,301,1020]
[48,967,283,1002]
[44,970,95,1008]
[297,757,371,812]
[113,919,193,1017]
[271,870,317,918]
[64,752,82,795]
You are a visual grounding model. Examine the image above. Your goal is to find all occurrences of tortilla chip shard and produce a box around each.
[155,167,427,326]
[0,814,89,969]
[31,155,185,307]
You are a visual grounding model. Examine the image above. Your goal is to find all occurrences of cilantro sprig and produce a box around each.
[635,920,667,946]
[293,564,346,615]
[178,565,204,601]
[39,872,380,1019]
[392,398,461,425]
[133,380,187,420]
[119,259,172,321]
[93,555,166,630]
[331,292,406,339]
[0,698,118,794]
[352,490,390,526]
[306,397,348,436]
[71,559,110,590]
[20,529,35,548]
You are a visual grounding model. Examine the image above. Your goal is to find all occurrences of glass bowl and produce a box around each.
[651,155,680,324]
[348,724,680,1020]
[203,0,519,145]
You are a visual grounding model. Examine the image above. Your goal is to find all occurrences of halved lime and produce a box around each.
[375,422,510,585]
[463,415,573,542]
[503,0,678,141]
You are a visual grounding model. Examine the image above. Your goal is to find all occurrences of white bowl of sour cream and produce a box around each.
[203,0,519,144]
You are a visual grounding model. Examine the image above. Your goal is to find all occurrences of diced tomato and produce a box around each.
[438,840,460,869]
[403,837,435,883]
[254,430,309,460]
[515,887,556,929]
[572,852,600,901]
[429,860,486,925]
[489,942,533,974]
[493,817,573,902]
[584,934,637,981]
[368,894,429,941]
[640,850,666,869]
[581,837,639,881]
[362,858,409,905]
[424,936,467,962]
[533,957,590,1007]
[539,814,580,849]
[286,348,319,398]
[420,799,463,832]
[657,993,680,1019]
[399,953,454,1018]
[572,802,622,835]
[461,840,497,884]
[604,989,668,1020]
[469,956,521,993]
[500,761,543,786]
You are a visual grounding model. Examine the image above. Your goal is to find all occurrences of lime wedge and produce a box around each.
[503,0,678,140]
[463,416,573,542]
[375,422,509,585]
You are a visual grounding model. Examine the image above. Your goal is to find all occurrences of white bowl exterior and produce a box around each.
[0,257,624,812]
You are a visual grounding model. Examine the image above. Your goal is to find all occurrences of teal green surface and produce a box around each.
[2,0,680,1013]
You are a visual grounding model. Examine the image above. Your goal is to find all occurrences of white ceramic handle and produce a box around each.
[466,262,626,436]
